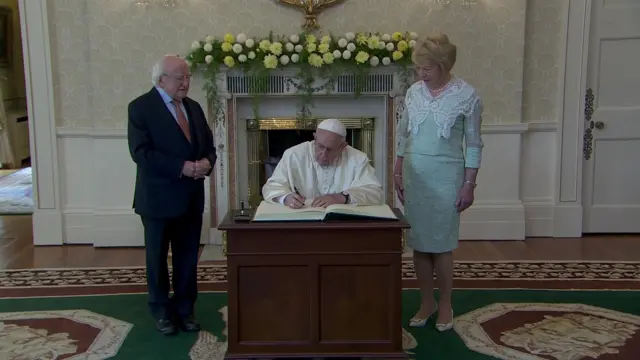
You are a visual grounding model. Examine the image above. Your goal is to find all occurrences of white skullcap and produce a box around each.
[317,118,347,137]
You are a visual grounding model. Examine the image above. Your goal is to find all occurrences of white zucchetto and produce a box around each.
[317,118,347,137]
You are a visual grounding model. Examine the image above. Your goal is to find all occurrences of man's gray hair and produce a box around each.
[151,54,182,86]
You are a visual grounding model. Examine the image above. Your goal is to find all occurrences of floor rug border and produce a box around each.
[4,259,640,272]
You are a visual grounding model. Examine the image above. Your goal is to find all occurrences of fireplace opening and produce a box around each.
[264,129,355,179]
[245,118,375,207]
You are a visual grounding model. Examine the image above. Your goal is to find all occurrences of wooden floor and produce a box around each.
[1,215,639,270]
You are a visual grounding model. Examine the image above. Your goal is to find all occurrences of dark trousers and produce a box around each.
[141,210,202,321]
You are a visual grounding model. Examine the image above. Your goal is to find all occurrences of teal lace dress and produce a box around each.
[396,78,484,253]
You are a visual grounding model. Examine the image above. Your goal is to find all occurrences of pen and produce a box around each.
[294,187,301,196]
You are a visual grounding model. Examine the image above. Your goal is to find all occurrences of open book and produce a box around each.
[252,200,398,222]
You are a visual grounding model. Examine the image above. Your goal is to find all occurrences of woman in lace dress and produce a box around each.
[394,33,484,331]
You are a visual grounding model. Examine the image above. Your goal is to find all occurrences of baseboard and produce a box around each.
[61,208,211,247]
[523,199,555,237]
[553,203,583,237]
[459,201,526,240]
[33,210,63,245]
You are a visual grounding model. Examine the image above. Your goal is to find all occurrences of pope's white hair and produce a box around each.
[151,54,183,86]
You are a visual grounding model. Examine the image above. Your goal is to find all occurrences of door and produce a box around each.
[582,0,640,233]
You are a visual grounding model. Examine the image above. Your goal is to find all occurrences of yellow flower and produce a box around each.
[318,43,330,54]
[367,36,380,50]
[221,42,233,52]
[356,33,368,45]
[224,33,235,43]
[355,51,370,64]
[269,42,283,55]
[322,52,334,64]
[259,40,271,51]
[320,35,331,44]
[392,50,403,61]
[392,32,403,41]
[397,40,409,52]
[223,56,235,67]
[308,53,323,67]
[263,54,278,69]
[306,34,317,43]
[307,43,317,52]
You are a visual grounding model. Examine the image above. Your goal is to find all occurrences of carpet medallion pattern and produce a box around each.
[2,261,639,298]
[0,309,132,360]
[455,303,640,360]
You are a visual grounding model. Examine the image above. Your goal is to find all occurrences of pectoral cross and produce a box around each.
[276,0,346,31]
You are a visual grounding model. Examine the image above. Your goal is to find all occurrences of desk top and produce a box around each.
[217,208,410,231]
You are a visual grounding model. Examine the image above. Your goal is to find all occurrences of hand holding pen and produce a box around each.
[284,186,306,209]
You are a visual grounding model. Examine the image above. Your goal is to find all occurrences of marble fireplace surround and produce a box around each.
[200,67,408,243]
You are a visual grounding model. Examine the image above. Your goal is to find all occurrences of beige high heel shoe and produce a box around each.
[435,309,454,332]
[408,306,438,328]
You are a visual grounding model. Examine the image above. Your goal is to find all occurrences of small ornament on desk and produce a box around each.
[233,199,254,222]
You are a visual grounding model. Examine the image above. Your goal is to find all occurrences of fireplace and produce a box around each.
[244,117,375,208]
[192,67,408,244]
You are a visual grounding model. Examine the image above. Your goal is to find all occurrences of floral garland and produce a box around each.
[186,31,418,120]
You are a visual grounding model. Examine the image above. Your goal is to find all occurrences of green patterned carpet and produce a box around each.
[2,290,640,359]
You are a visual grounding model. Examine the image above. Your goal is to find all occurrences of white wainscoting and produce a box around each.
[55,128,211,246]
[53,121,556,246]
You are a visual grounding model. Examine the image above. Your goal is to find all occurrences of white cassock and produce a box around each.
[261,141,384,206]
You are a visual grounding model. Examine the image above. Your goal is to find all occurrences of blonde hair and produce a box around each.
[411,32,457,73]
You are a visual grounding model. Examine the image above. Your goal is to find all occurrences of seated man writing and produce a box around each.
[262,118,384,209]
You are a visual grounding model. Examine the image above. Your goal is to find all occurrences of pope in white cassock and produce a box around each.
[261,118,384,209]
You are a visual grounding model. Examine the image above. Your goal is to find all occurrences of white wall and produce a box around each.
[55,129,211,246]
[52,122,556,245]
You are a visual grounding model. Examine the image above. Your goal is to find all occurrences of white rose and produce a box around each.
[236,33,247,44]
[295,44,303,53]
[332,50,342,59]
[280,55,290,65]
[346,43,356,52]
[205,55,213,64]
[410,32,418,40]
[205,35,215,44]
[238,54,247,63]
[232,44,243,54]
[204,43,213,52]
[386,43,395,51]
[191,41,201,50]
[248,51,256,59]
[342,50,351,59]
[285,43,295,52]
[245,39,255,48]
[370,56,380,66]
[378,41,386,50]
[382,57,391,65]
[381,34,391,42]
[338,38,348,48]
[409,40,416,48]
[291,54,300,63]
[345,32,355,41]
[290,34,300,44]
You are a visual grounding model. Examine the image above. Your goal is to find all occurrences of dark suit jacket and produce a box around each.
[127,87,216,219]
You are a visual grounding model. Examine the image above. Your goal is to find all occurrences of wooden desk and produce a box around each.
[218,209,410,359]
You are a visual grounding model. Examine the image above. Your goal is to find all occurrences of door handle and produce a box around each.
[594,121,604,129]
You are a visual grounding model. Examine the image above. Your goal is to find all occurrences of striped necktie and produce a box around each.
[173,100,191,142]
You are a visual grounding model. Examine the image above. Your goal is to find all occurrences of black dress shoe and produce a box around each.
[178,315,201,332]
[156,318,178,335]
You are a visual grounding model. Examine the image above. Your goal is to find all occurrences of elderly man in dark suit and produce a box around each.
[127,54,216,335]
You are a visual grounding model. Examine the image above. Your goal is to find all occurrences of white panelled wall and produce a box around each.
[53,123,557,245]
[21,0,587,246]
